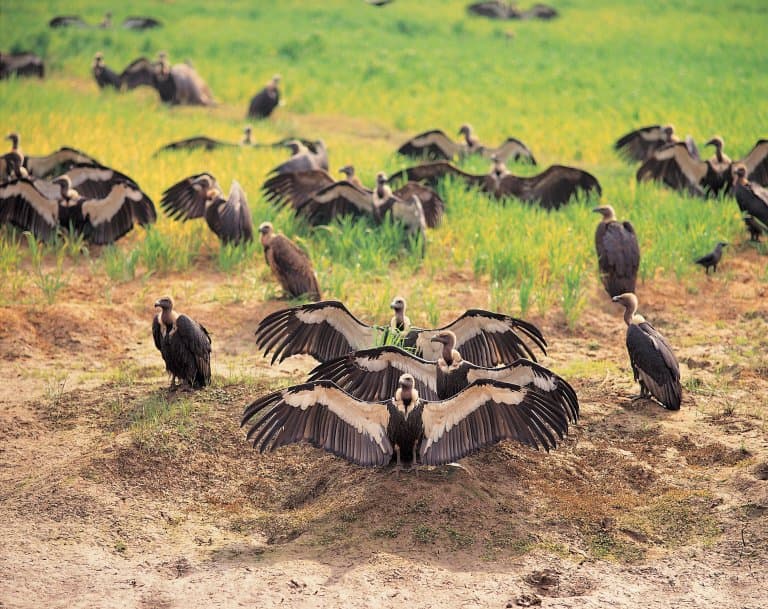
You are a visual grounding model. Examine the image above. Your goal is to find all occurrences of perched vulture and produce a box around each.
[254,296,546,366]
[160,174,253,245]
[122,16,162,29]
[307,330,578,420]
[733,164,768,229]
[0,51,45,79]
[92,52,121,89]
[269,140,329,175]
[242,373,573,467]
[155,127,253,154]
[258,222,321,301]
[390,158,601,210]
[593,205,640,297]
[612,293,681,410]
[637,137,768,197]
[247,75,281,119]
[694,242,727,274]
[49,15,87,28]
[0,173,156,244]
[152,297,211,390]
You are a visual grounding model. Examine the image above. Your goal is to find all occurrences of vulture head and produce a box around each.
[191,175,217,200]
[154,296,174,312]
[458,123,478,146]
[6,132,20,149]
[430,330,457,347]
[396,373,417,406]
[592,205,617,222]
[242,126,252,145]
[339,165,355,179]
[612,292,642,325]
[732,163,747,185]
[705,136,724,152]
[376,172,388,186]
[284,139,307,155]
[156,51,170,76]
[390,295,406,315]
[663,124,675,141]
[269,74,281,88]
[258,221,274,246]
[93,52,104,67]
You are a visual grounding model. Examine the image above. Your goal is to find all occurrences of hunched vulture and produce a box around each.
[258,222,321,301]
[153,297,211,390]
[247,75,281,119]
[593,205,640,297]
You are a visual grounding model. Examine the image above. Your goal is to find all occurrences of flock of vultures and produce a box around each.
[2,7,768,471]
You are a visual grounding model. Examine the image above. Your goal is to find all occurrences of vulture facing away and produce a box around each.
[398,125,536,164]
[259,222,321,301]
[254,296,546,366]
[307,330,578,422]
[0,51,45,79]
[389,159,601,210]
[733,164,768,230]
[593,205,640,297]
[612,293,681,410]
[247,75,281,119]
[161,174,253,245]
[694,242,727,274]
[242,373,574,467]
[152,297,211,390]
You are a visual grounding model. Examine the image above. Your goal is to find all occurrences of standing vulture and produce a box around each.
[152,297,211,390]
[612,293,681,410]
[160,174,253,245]
[694,242,727,274]
[398,124,536,163]
[389,159,601,210]
[259,222,321,301]
[733,164,768,229]
[637,137,768,197]
[307,331,578,422]
[247,75,281,119]
[242,373,573,467]
[254,296,546,366]
[0,51,45,79]
[92,52,121,89]
[593,205,640,297]
[119,54,214,106]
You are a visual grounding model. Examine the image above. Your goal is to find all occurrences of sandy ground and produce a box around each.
[1,252,767,608]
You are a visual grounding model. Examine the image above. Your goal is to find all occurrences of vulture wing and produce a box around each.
[626,322,681,410]
[64,164,136,199]
[155,136,233,153]
[397,130,460,160]
[614,125,671,163]
[206,180,253,244]
[241,380,393,466]
[739,139,768,186]
[119,57,157,89]
[261,169,335,211]
[483,137,537,164]
[151,315,163,351]
[388,161,485,190]
[247,87,279,119]
[160,173,220,221]
[0,177,59,241]
[307,346,439,401]
[298,181,376,225]
[734,182,768,227]
[25,147,101,178]
[636,143,707,196]
[255,300,377,364]
[419,379,573,465]
[502,165,602,209]
[266,234,321,300]
[80,181,156,244]
[413,309,547,364]
[392,182,445,228]
[173,314,212,387]
[595,220,640,297]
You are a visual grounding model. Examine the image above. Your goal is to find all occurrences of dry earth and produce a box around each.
[1,247,767,609]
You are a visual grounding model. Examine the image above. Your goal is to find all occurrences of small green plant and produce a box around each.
[25,232,69,304]
[101,245,139,282]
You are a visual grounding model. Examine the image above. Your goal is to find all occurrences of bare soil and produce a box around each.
[1,250,767,608]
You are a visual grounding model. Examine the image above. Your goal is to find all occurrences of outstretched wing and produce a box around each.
[206,180,253,244]
[80,181,157,244]
[397,130,460,160]
[155,136,234,154]
[160,173,220,221]
[261,170,335,211]
[0,177,59,241]
[413,309,547,365]
[241,380,393,466]
[483,137,537,164]
[739,139,768,186]
[119,57,158,89]
[25,147,102,179]
[503,165,602,209]
[307,346,439,401]
[63,164,135,199]
[255,301,377,364]
[388,161,485,189]
[636,142,707,196]
[297,181,375,225]
[419,379,573,465]
[614,125,671,163]
[392,182,445,228]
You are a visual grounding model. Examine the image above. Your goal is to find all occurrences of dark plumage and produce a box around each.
[254,296,546,366]
[247,75,280,119]
[24,146,101,179]
[593,205,640,297]
[614,125,677,163]
[467,2,558,20]
[694,242,727,274]
[161,174,253,245]
[744,216,765,242]
[269,140,329,175]
[733,164,768,230]
[49,15,87,28]
[92,52,121,89]
[398,124,536,163]
[612,293,681,410]
[259,222,321,301]
[242,373,574,467]
[155,127,252,154]
[0,51,44,79]
[152,297,211,390]
[122,16,162,29]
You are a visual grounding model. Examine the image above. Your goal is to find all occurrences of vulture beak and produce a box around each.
[611,295,621,303]
[430,335,447,344]
[704,138,717,147]
[153,299,164,308]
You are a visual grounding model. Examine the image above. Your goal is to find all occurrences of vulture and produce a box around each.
[119,56,176,102]
[247,75,281,119]
[0,51,44,79]
[160,174,253,245]
[389,158,601,210]
[269,140,329,175]
[122,16,162,29]
[694,242,727,274]
[637,137,768,197]
[24,147,101,179]
[593,205,640,297]
[733,164,768,230]
[92,52,121,89]
[49,15,87,28]
[242,373,573,467]
[612,293,681,410]
[259,222,321,301]
[615,124,678,163]
[254,296,546,366]
[307,330,578,422]
[744,216,765,242]
[152,297,211,390]
[155,126,253,154]
[467,2,558,20]
[0,172,156,244]
[398,124,536,163]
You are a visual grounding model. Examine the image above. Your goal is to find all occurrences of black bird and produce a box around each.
[612,293,681,410]
[744,216,765,242]
[254,296,546,366]
[0,51,45,79]
[160,174,253,245]
[593,205,640,297]
[733,164,768,229]
[92,52,121,89]
[122,16,162,29]
[49,15,87,28]
[155,127,253,154]
[242,373,574,467]
[247,75,281,119]
[694,242,727,274]
[152,297,211,390]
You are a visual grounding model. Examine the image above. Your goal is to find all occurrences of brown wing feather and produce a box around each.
[397,130,460,160]
[392,182,445,228]
[297,181,375,225]
[267,234,321,300]
[636,143,707,196]
[614,125,670,163]
[261,170,335,211]
[388,161,485,189]
[160,173,219,221]
[739,139,768,186]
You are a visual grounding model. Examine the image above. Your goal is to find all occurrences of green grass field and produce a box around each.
[1,0,767,321]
